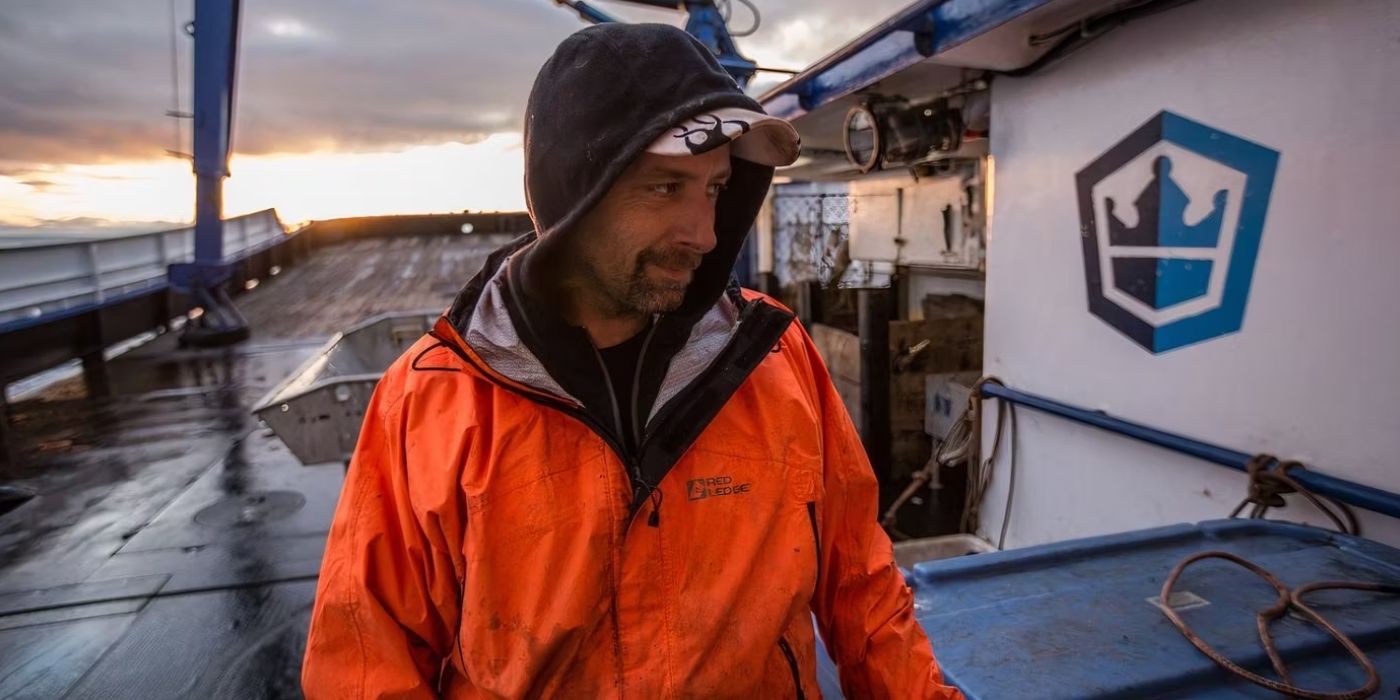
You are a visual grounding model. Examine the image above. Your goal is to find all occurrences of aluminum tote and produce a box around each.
[815,520,1400,699]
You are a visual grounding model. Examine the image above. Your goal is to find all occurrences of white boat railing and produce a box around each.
[0,209,287,332]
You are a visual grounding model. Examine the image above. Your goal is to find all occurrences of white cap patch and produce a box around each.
[647,107,801,167]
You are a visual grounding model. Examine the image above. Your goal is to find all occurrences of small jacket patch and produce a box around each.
[687,475,752,501]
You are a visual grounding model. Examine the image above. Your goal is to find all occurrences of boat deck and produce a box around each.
[0,233,503,699]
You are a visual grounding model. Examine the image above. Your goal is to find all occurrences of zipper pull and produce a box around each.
[646,486,664,527]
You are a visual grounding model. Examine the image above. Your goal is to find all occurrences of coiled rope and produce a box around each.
[1160,550,1399,699]
[1162,454,1396,698]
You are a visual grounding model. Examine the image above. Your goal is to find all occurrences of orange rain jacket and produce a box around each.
[303,22,960,700]
[302,279,959,698]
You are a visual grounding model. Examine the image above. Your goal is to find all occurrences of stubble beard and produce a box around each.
[632,246,704,315]
[587,246,696,317]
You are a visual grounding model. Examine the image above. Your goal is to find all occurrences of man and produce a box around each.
[303,23,961,699]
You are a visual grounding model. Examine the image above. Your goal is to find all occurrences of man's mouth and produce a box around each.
[641,250,701,283]
[649,262,694,281]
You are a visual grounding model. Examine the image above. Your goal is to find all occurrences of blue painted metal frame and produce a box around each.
[680,1,756,86]
[758,0,1058,120]
[170,0,242,292]
[979,382,1400,520]
[556,0,757,86]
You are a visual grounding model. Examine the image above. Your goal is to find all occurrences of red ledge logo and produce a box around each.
[686,476,752,501]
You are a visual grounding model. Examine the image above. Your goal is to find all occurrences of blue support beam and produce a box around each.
[191,0,240,276]
[979,382,1400,521]
[682,1,756,87]
[170,0,248,346]
[759,0,1057,120]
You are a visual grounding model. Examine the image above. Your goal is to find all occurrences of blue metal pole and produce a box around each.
[554,1,758,86]
[978,382,1400,521]
[171,0,248,346]
[191,0,240,270]
[682,1,756,87]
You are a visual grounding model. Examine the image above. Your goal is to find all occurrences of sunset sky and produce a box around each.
[0,0,910,234]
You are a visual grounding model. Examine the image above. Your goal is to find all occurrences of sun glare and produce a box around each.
[0,133,526,230]
[267,19,309,38]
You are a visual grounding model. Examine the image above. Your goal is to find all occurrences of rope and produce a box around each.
[962,377,1017,548]
[879,387,975,533]
[879,375,1014,545]
[1231,454,1360,536]
[1159,550,1400,700]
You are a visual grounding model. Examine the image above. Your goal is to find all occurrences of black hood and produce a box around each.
[521,22,775,319]
[443,24,795,477]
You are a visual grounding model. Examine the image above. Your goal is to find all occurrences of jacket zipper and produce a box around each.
[587,340,640,486]
[585,316,663,520]
[805,501,821,590]
[777,637,806,700]
[629,316,660,461]
[630,317,661,523]
[585,318,661,695]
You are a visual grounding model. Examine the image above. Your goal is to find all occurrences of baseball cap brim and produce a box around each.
[646,107,801,167]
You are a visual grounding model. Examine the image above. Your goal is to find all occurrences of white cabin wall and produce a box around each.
[979,0,1400,547]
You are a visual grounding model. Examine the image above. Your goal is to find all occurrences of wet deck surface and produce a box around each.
[0,233,504,699]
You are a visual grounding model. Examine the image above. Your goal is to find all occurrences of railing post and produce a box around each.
[86,243,105,304]
[859,287,893,506]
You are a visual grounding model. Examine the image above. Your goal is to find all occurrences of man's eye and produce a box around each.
[648,183,680,195]
[707,183,728,197]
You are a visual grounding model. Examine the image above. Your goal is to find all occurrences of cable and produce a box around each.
[726,0,761,37]
[997,400,1018,550]
[1159,551,1400,700]
[1003,0,1198,77]
[1026,0,1157,46]
[167,0,184,156]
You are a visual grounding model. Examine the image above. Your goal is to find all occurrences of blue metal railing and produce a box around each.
[978,382,1400,521]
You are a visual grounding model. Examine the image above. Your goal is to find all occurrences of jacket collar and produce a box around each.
[443,233,748,428]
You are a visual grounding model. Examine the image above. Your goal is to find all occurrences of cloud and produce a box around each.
[0,0,910,170]
[0,0,584,165]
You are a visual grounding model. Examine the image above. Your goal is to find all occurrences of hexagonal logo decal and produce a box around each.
[1076,111,1279,353]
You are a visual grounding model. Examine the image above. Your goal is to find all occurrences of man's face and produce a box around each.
[568,145,732,318]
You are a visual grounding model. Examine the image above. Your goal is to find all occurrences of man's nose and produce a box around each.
[672,193,718,255]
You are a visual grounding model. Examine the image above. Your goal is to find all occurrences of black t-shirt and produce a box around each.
[597,322,653,455]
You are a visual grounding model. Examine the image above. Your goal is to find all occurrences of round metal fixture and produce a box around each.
[843,104,881,173]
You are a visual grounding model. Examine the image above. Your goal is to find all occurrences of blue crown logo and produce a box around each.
[1107,156,1226,249]
[1076,111,1279,354]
